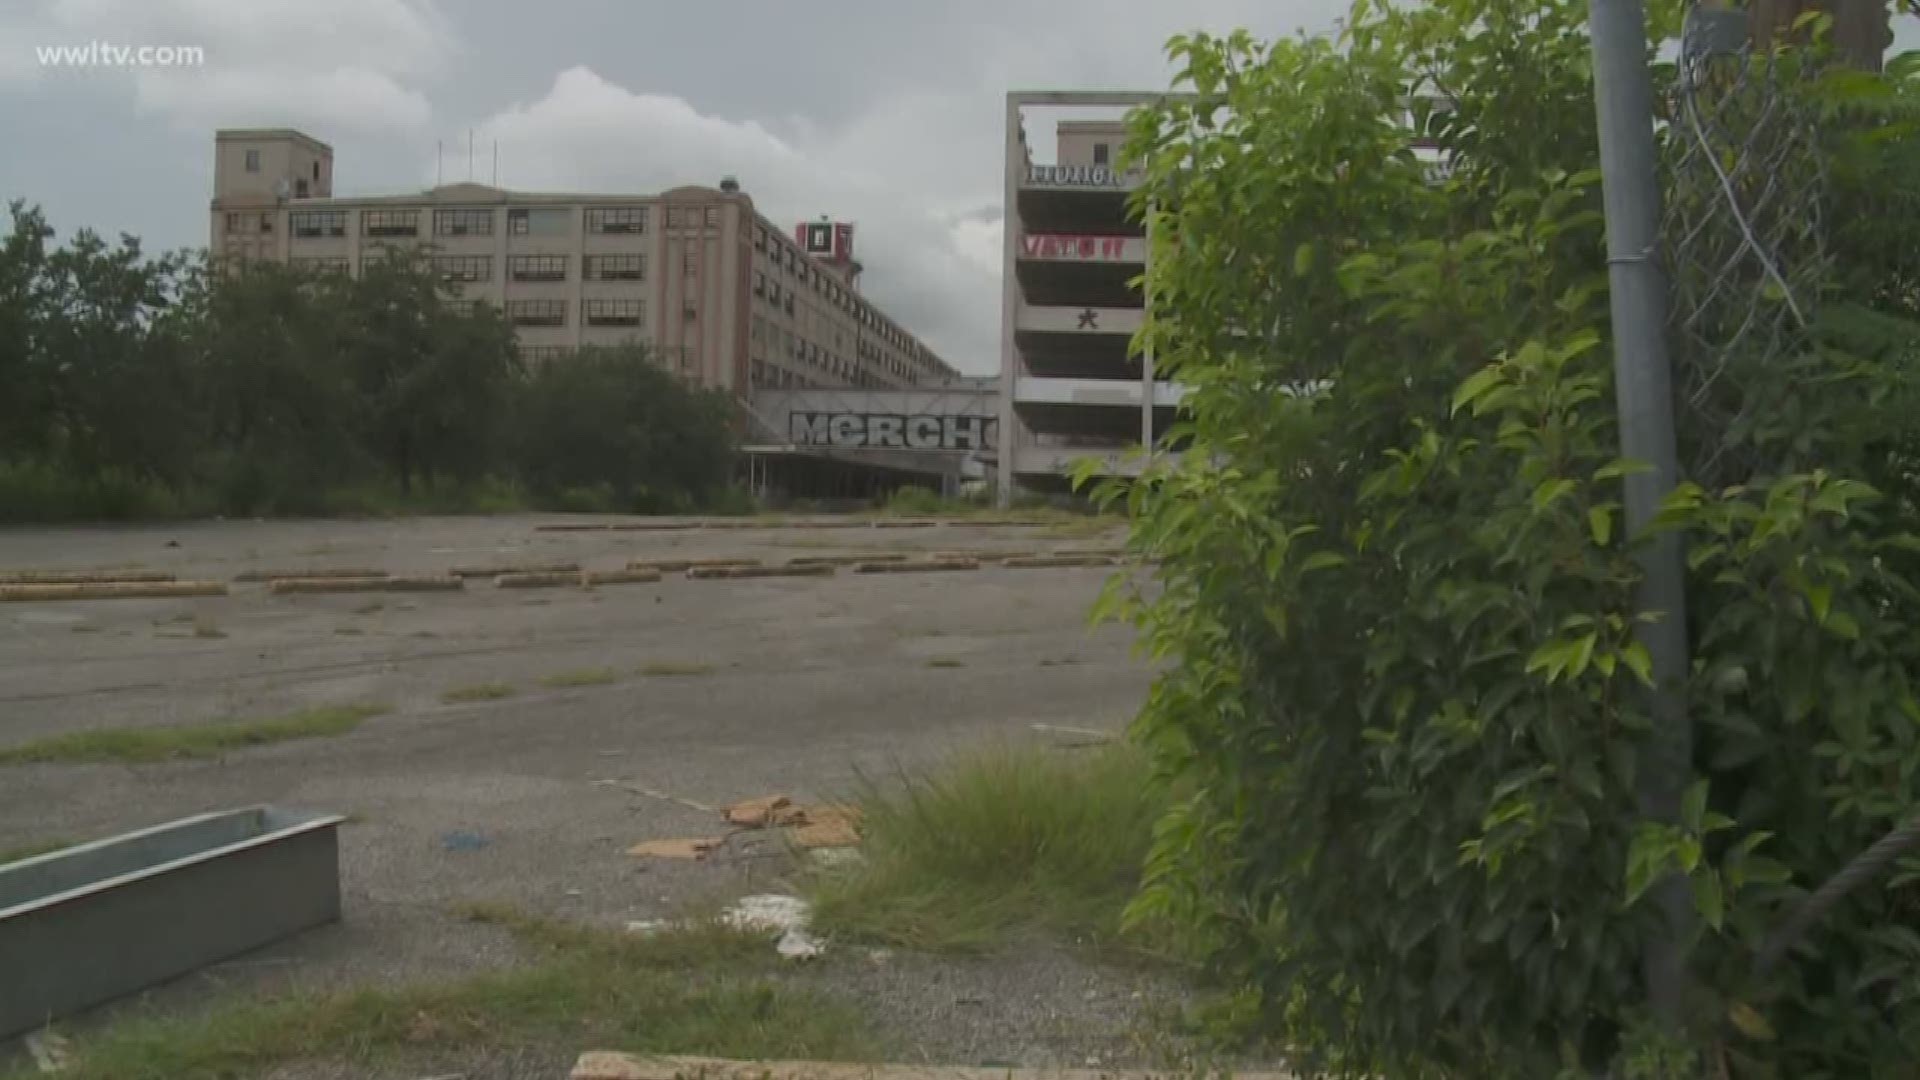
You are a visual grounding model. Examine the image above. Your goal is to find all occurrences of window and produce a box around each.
[435,208,494,237]
[256,213,273,235]
[754,226,766,251]
[754,272,765,298]
[584,298,644,326]
[682,246,698,277]
[509,254,567,281]
[444,299,480,317]
[224,212,241,233]
[362,210,419,237]
[290,210,346,238]
[359,248,399,273]
[1093,142,1110,165]
[586,253,645,280]
[585,206,648,234]
[519,345,568,363]
[433,255,491,282]
[289,256,349,274]
[508,207,571,236]
[312,161,320,181]
[704,206,719,227]
[506,299,566,326]
[783,293,794,316]
[768,281,780,304]
[295,179,309,198]
[244,149,260,173]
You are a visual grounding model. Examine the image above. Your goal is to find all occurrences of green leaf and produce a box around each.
[1532,478,1576,512]
[1451,365,1504,417]
[1729,1002,1776,1043]
[1299,550,1347,573]
[1692,869,1724,931]
[1587,505,1612,546]
[1292,242,1315,277]
[1620,641,1654,687]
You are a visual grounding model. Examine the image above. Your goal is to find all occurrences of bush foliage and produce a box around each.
[0,207,739,520]
[1094,3,1920,1076]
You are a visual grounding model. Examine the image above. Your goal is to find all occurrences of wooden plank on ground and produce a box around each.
[0,569,175,584]
[572,1055,1298,1080]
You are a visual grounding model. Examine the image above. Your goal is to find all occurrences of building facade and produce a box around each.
[996,93,1184,502]
[209,129,959,397]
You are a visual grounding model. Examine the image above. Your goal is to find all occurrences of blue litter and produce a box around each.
[440,830,489,852]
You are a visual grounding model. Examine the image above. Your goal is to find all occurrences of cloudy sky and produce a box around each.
[2,2,1914,374]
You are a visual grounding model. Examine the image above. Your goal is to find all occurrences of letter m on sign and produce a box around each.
[790,413,831,445]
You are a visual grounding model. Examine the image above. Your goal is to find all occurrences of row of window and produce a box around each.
[275,205,664,241]
[504,298,646,327]
[749,221,931,374]
[291,253,648,283]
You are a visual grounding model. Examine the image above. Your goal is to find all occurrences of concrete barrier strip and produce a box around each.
[785,553,907,567]
[0,581,226,602]
[233,568,384,583]
[269,576,463,594]
[0,569,176,585]
[687,564,835,580]
[583,568,662,586]
[451,561,580,578]
[496,571,584,589]
[852,558,980,574]
[1000,555,1119,569]
[629,557,759,572]
[571,1054,1300,1080]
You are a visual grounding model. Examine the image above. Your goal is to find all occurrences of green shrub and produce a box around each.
[1100,10,1920,1077]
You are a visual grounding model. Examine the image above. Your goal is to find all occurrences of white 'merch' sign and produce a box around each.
[1020,234,1130,261]
[790,413,998,452]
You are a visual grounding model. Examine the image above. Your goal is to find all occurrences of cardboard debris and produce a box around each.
[627,837,726,860]
[788,806,862,849]
[723,794,793,828]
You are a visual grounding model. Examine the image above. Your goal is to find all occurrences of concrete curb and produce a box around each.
[583,568,662,586]
[0,569,176,585]
[571,1055,1300,1080]
[233,568,384,583]
[785,554,906,568]
[687,564,835,580]
[628,557,759,573]
[269,576,463,594]
[1000,555,1119,569]
[0,581,226,602]
[451,562,580,578]
[495,571,583,589]
[852,558,980,574]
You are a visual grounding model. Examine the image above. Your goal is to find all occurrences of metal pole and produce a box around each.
[1588,0,1693,1028]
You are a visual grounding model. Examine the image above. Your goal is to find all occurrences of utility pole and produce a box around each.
[1587,0,1695,1030]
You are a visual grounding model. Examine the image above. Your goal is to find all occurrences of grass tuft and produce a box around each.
[806,743,1163,952]
[538,667,619,689]
[439,683,517,704]
[14,906,874,1080]
[639,661,717,678]
[0,705,388,766]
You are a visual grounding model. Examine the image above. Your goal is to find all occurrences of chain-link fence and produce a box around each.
[1662,5,1830,489]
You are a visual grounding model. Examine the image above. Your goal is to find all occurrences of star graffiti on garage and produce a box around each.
[1077,308,1099,329]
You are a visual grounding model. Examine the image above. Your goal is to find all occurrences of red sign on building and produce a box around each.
[1020,234,1131,260]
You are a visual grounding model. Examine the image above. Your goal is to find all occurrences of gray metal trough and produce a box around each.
[0,806,344,1040]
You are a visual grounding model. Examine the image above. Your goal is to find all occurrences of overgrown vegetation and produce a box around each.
[537,667,619,689]
[0,705,387,765]
[439,683,517,704]
[807,744,1163,951]
[4,908,874,1080]
[0,210,741,522]
[1093,4,1920,1076]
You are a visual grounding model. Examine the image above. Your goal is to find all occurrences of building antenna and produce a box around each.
[467,128,474,181]
[492,140,499,187]
[436,140,443,186]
